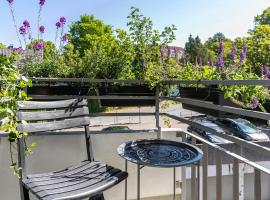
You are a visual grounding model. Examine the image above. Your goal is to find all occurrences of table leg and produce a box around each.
[137,164,140,200]
[197,162,200,200]
[173,167,176,200]
[125,160,128,200]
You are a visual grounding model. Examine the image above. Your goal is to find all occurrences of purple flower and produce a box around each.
[39,0,46,6]
[216,39,225,72]
[230,44,237,65]
[209,59,214,68]
[7,0,14,4]
[261,65,270,79]
[60,17,66,24]
[251,97,259,109]
[238,42,248,66]
[167,46,171,59]
[23,20,30,28]
[160,49,165,62]
[243,42,248,57]
[174,46,178,59]
[62,34,68,42]
[39,25,45,33]
[56,21,61,28]
[33,42,44,50]
[19,26,26,35]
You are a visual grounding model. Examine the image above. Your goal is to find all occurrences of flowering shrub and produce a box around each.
[179,39,270,111]
[3,0,70,176]
[6,0,69,53]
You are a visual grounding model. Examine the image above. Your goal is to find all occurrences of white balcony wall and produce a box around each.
[1,130,270,200]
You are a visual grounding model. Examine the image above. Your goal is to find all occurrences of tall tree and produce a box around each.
[205,33,233,66]
[127,7,177,79]
[254,7,270,26]
[69,15,133,79]
[184,35,215,65]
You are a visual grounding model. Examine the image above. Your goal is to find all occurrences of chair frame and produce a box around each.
[16,99,116,200]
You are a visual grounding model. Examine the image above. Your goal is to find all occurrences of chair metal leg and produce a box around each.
[137,164,140,200]
[197,162,200,200]
[125,160,128,200]
[89,193,105,200]
[173,167,176,200]
[19,184,30,200]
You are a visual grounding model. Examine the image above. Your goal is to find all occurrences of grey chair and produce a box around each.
[16,99,128,200]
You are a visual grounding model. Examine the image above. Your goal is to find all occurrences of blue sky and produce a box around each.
[0,0,269,47]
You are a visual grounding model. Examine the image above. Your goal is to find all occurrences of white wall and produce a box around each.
[0,131,270,200]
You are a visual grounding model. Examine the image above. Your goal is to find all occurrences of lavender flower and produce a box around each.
[56,21,61,28]
[230,44,237,65]
[261,65,270,79]
[23,20,30,28]
[251,97,259,109]
[243,42,248,57]
[7,0,14,4]
[33,42,44,50]
[39,0,46,6]
[167,46,171,59]
[19,26,26,35]
[160,49,165,62]
[60,17,66,24]
[174,46,178,59]
[39,25,45,33]
[238,42,248,66]
[209,59,213,68]
[216,38,225,72]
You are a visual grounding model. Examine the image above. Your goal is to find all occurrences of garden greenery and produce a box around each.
[0,55,33,176]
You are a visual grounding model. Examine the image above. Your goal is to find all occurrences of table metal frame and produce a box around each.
[124,159,201,200]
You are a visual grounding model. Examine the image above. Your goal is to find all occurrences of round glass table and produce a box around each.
[117,139,203,200]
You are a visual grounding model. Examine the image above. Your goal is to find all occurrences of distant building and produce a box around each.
[162,46,184,59]
[0,48,43,68]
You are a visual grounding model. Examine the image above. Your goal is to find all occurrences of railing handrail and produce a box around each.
[163,112,270,158]
[163,79,270,86]
[174,127,270,175]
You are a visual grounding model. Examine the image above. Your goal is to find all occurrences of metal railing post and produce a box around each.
[191,137,197,200]
[181,132,187,200]
[233,158,240,200]
[155,85,161,139]
[254,169,261,200]
[216,149,222,200]
[202,143,208,200]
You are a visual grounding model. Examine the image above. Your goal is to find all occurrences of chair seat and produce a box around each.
[22,161,128,200]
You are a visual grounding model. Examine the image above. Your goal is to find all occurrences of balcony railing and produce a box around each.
[1,78,270,200]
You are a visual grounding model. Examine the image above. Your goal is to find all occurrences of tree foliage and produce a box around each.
[247,25,270,70]
[68,15,134,79]
[184,35,215,65]
[127,7,177,79]
[255,7,270,26]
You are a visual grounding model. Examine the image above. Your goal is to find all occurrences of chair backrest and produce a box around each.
[17,98,90,133]
[16,98,93,175]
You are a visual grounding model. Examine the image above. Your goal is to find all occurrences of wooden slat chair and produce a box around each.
[16,99,128,200]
